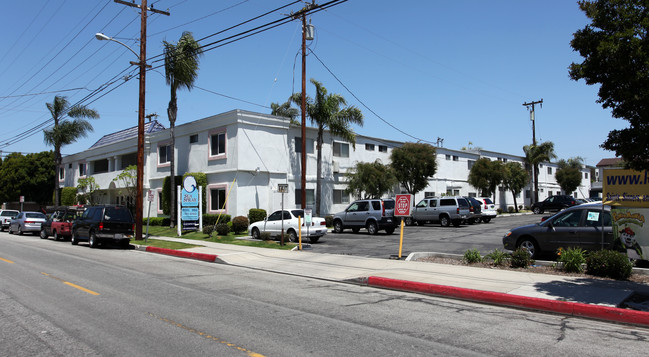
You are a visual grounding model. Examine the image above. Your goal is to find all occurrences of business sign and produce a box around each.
[612,208,649,260]
[182,207,200,221]
[603,169,649,208]
[394,194,413,217]
[181,176,199,221]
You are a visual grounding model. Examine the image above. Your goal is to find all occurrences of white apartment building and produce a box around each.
[60,109,592,217]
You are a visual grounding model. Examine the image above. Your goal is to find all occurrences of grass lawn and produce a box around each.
[141,225,295,251]
[131,238,202,250]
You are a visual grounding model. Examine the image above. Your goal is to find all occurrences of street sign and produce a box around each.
[305,208,312,224]
[147,190,154,202]
[395,194,413,216]
[278,183,288,193]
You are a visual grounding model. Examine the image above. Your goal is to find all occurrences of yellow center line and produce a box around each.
[147,312,265,357]
[0,257,14,264]
[41,272,100,296]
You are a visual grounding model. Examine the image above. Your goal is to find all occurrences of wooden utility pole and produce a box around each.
[523,99,543,204]
[114,0,169,240]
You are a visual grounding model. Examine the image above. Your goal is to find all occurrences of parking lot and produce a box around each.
[309,213,542,258]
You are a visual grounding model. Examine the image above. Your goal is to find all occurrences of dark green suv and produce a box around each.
[71,205,134,248]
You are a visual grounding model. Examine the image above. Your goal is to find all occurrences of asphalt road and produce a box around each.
[311,214,542,258]
[3,232,649,356]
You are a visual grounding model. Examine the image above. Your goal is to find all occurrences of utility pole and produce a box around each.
[114,0,169,240]
[523,99,543,205]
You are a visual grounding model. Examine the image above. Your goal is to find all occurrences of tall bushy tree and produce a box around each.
[345,161,397,199]
[43,95,99,206]
[523,142,556,204]
[290,79,363,216]
[570,0,649,171]
[555,157,584,195]
[164,31,203,227]
[502,162,529,212]
[468,158,503,199]
[390,142,437,195]
[0,152,55,205]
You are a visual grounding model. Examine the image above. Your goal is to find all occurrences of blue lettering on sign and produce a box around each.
[182,207,199,221]
[182,189,199,207]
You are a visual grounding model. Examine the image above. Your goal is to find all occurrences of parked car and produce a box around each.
[410,196,470,227]
[463,196,482,224]
[476,197,497,223]
[71,205,134,248]
[530,195,578,214]
[249,209,327,243]
[332,198,397,235]
[502,203,618,259]
[40,206,83,241]
[0,209,20,231]
[8,211,47,235]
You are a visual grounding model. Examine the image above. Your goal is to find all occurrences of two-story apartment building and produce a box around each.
[60,109,592,218]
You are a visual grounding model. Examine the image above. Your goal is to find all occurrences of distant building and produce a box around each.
[590,157,625,198]
[60,109,593,217]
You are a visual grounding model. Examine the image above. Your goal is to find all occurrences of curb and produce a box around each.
[366,276,649,327]
[144,246,219,263]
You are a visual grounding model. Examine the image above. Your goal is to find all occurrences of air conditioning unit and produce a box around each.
[332,160,340,173]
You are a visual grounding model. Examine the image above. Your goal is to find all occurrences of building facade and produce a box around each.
[60,109,593,218]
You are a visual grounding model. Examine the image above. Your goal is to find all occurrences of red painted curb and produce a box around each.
[145,246,217,263]
[367,276,649,327]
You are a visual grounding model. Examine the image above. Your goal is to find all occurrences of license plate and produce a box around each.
[114,233,123,238]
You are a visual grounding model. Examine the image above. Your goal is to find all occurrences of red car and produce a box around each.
[40,207,83,241]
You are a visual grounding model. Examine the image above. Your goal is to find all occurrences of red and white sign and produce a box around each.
[394,194,413,216]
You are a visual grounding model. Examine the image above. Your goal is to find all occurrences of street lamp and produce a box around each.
[95,31,147,240]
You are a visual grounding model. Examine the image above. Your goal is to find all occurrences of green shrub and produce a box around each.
[260,232,272,241]
[161,175,182,215]
[203,214,231,226]
[325,215,334,227]
[510,248,534,268]
[232,216,249,234]
[557,247,586,273]
[586,249,633,280]
[248,209,267,224]
[203,225,214,236]
[215,223,230,236]
[485,249,509,266]
[60,187,78,206]
[463,248,482,264]
[507,206,515,213]
[496,208,503,214]
[144,217,170,226]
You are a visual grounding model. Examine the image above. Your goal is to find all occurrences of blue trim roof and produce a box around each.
[89,120,166,149]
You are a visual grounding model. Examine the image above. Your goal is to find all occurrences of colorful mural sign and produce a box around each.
[612,208,648,260]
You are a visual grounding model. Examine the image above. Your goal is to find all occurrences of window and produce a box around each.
[59,167,64,180]
[68,163,72,169]
[365,143,375,151]
[445,154,451,160]
[294,189,315,208]
[585,172,588,179]
[453,156,459,161]
[157,190,163,213]
[190,134,199,144]
[333,142,349,158]
[121,153,137,169]
[210,187,227,211]
[378,145,388,153]
[295,137,314,154]
[93,159,108,173]
[424,191,435,198]
[333,189,350,204]
[159,144,171,165]
[209,131,226,157]
[547,167,552,175]
[79,163,86,177]
[468,160,475,170]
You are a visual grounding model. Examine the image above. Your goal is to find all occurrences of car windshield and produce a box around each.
[25,212,46,219]
[1,211,17,216]
[457,199,469,207]
[483,198,493,204]
[383,200,395,209]
[291,210,304,218]
[104,207,133,222]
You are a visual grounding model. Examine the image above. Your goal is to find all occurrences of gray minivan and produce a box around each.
[410,196,471,227]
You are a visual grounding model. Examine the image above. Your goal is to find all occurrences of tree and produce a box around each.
[77,177,100,205]
[502,162,529,213]
[390,142,437,195]
[0,151,55,205]
[555,157,584,195]
[467,158,503,199]
[43,95,99,206]
[270,101,299,125]
[570,0,649,171]
[164,31,203,227]
[290,79,363,216]
[345,161,397,199]
[523,142,556,204]
[113,165,137,214]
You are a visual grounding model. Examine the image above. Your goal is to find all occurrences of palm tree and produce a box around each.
[43,95,99,206]
[270,101,299,125]
[291,79,363,216]
[163,31,203,227]
[523,141,557,204]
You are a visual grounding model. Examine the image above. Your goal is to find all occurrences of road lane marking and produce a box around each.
[0,257,14,264]
[41,272,100,296]
[147,312,265,357]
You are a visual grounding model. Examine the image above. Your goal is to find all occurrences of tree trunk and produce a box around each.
[315,126,324,216]
[512,190,519,213]
[168,93,177,228]
[54,145,61,206]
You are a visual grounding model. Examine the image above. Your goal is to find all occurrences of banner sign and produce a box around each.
[602,169,649,207]
[612,208,649,260]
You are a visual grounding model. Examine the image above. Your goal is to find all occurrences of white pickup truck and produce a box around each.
[0,209,20,231]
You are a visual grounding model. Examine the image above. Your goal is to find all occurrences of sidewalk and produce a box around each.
[135,236,649,327]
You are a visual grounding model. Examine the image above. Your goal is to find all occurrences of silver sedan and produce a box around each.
[9,211,47,235]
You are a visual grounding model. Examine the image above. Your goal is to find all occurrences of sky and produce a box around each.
[0,0,621,167]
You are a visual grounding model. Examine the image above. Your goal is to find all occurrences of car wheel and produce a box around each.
[384,227,395,235]
[351,227,360,233]
[251,227,260,240]
[286,229,297,243]
[17,226,23,235]
[517,238,539,259]
[71,231,79,245]
[309,236,319,243]
[53,231,60,241]
[40,228,48,239]
[8,225,13,234]
[404,217,414,226]
[367,221,378,235]
[89,231,99,248]
[333,220,343,233]
[439,215,450,227]
[482,217,491,223]
[533,206,542,214]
